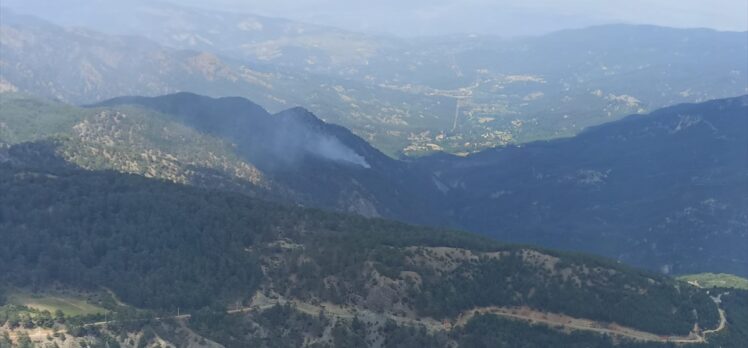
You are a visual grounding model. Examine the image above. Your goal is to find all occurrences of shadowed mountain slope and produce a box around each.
[2,92,745,277]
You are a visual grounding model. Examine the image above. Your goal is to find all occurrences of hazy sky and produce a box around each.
[178,0,748,36]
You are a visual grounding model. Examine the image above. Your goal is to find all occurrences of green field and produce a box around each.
[6,289,109,316]
[678,273,748,290]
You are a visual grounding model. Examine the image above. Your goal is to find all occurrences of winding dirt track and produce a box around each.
[243,294,727,344]
[228,293,728,344]
[453,306,712,344]
[703,308,727,336]
[5,293,727,345]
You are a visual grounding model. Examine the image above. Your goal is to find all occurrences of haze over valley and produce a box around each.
[0,1,746,347]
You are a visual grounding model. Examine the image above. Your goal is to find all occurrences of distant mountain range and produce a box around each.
[2,92,746,277]
[1,4,746,155]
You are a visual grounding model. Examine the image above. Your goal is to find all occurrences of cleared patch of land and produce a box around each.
[7,289,109,316]
[678,273,748,290]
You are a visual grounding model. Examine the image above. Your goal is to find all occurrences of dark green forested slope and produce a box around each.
[0,92,444,223]
[95,92,447,223]
[94,94,748,279]
[0,92,272,200]
[2,92,746,280]
[417,96,748,276]
[0,142,725,341]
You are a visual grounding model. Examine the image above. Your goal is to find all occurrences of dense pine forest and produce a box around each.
[1,141,743,347]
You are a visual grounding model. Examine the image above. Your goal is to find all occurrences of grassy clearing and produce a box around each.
[677,273,748,290]
[6,289,109,316]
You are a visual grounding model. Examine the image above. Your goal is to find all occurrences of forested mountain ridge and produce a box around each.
[0,93,276,200]
[2,143,745,347]
[1,92,746,278]
[92,93,748,277]
[0,92,443,220]
[417,95,748,276]
[94,92,446,222]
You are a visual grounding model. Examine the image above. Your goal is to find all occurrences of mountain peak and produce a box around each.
[275,106,326,126]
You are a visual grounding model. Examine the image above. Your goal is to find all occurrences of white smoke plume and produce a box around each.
[310,135,371,168]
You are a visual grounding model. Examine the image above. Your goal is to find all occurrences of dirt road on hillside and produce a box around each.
[4,291,727,345]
